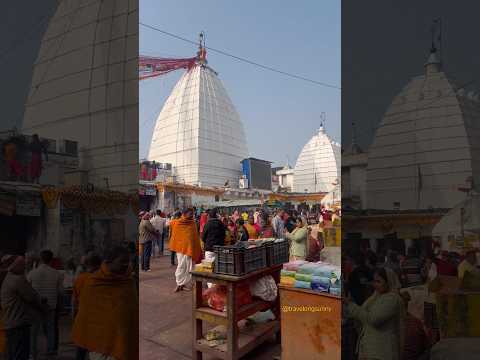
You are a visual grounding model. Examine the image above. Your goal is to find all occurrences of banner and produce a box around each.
[139,56,197,80]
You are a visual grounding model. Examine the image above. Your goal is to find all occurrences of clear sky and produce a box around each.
[140,0,340,167]
[342,0,480,149]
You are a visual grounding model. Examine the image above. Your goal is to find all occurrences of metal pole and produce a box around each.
[460,207,465,246]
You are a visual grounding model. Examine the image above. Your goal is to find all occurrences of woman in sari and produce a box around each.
[285,218,308,261]
[244,215,258,239]
[344,267,405,360]
[227,220,237,244]
[260,216,274,238]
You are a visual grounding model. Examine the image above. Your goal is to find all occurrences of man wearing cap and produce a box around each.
[458,250,480,280]
[138,212,158,272]
[1,256,45,360]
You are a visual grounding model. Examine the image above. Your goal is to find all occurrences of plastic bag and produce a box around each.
[203,285,228,311]
[247,310,276,324]
[202,284,253,312]
[250,275,278,302]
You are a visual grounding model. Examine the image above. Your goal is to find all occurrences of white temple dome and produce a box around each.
[148,64,249,187]
[366,48,480,210]
[293,125,340,193]
[22,0,139,193]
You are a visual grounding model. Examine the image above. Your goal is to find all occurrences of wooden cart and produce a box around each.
[191,264,282,360]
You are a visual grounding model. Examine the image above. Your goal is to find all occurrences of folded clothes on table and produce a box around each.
[280,276,295,287]
[283,260,308,272]
[295,273,313,282]
[294,280,312,289]
[280,270,296,278]
[312,276,331,286]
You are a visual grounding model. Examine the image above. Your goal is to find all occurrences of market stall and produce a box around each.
[191,238,287,360]
[191,265,282,360]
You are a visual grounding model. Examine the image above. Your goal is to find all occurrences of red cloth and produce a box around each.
[140,165,148,180]
[262,227,273,238]
[139,56,197,80]
[50,258,63,270]
[30,152,42,179]
[7,159,22,177]
[199,213,208,234]
[403,313,429,360]
[436,259,457,276]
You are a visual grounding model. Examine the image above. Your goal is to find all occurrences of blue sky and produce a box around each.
[140,0,340,167]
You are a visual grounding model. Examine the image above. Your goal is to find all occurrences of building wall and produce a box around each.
[22,0,139,194]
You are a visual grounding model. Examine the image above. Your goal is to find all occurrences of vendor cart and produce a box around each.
[191,264,282,360]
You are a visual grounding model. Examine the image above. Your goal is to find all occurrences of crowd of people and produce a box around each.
[0,244,139,360]
[138,206,339,293]
[2,133,49,183]
[342,245,480,360]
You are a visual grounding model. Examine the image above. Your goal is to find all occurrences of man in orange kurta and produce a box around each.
[71,246,138,360]
[169,208,202,292]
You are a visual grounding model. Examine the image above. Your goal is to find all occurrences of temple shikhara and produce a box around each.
[343,35,480,253]
[146,34,249,188]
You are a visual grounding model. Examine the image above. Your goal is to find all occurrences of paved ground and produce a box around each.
[30,314,76,359]
[140,254,281,360]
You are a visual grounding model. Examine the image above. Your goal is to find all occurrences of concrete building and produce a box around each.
[293,125,340,193]
[276,165,294,192]
[0,131,80,256]
[19,0,139,257]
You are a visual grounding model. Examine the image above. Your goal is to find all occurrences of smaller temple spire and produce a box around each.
[424,19,442,75]
[319,112,326,133]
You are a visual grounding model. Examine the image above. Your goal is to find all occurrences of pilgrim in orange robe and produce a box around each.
[169,215,202,286]
[71,264,138,360]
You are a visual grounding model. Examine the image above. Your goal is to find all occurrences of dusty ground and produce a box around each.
[139,253,282,360]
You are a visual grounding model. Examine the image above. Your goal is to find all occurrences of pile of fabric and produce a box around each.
[280,260,341,296]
